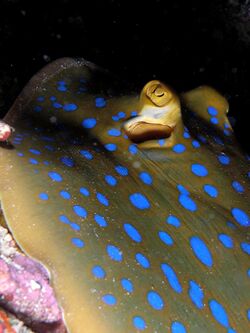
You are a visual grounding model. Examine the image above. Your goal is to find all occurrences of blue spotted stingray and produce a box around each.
[0,58,249,333]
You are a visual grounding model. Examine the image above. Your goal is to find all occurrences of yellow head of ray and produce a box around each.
[123,80,183,146]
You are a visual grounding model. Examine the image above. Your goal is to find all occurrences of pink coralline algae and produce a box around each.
[0,226,66,333]
[0,121,12,142]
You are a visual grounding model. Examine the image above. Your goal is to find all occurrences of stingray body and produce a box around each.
[0,58,249,333]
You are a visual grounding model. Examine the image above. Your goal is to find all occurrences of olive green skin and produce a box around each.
[0,58,249,333]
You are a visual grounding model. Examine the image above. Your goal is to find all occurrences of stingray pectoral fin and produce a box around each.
[1,58,250,333]
[181,86,231,129]
[181,85,229,114]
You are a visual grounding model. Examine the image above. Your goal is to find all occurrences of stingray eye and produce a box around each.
[146,82,171,107]
[154,86,165,97]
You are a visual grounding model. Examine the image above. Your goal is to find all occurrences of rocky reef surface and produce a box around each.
[0,213,66,333]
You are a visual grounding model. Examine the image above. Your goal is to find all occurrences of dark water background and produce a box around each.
[0,0,249,152]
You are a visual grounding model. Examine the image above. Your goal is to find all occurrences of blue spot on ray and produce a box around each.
[218,234,234,248]
[73,205,87,218]
[121,278,134,293]
[231,208,250,227]
[129,144,138,154]
[95,97,106,108]
[191,163,208,177]
[70,223,80,231]
[232,181,244,193]
[60,190,71,200]
[80,150,93,160]
[37,96,45,102]
[158,139,165,146]
[58,83,67,89]
[211,117,219,125]
[207,106,218,116]
[96,193,109,206]
[167,215,181,227]
[48,171,62,182]
[209,299,229,328]
[129,193,150,210]
[29,149,41,155]
[57,80,66,85]
[82,118,96,129]
[189,280,204,309]
[94,214,108,227]
[29,158,38,165]
[158,231,174,246]
[80,187,90,196]
[63,103,78,112]
[147,291,164,310]
[61,156,74,167]
[107,245,123,261]
[105,143,117,152]
[133,316,146,330]
[218,154,230,165]
[59,215,70,224]
[203,184,218,198]
[71,238,84,248]
[198,134,207,143]
[39,193,48,200]
[139,172,153,185]
[190,236,213,267]
[102,294,116,305]
[135,253,150,268]
[171,321,187,333]
[130,111,137,116]
[118,111,126,118]
[108,128,121,136]
[179,194,197,211]
[53,102,62,108]
[92,265,106,279]
[112,115,119,121]
[241,242,250,255]
[173,144,186,153]
[124,223,142,242]
[177,184,189,195]
[105,175,117,186]
[161,263,182,293]
[183,131,190,139]
[115,165,128,176]
[192,140,200,148]
[57,85,67,92]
